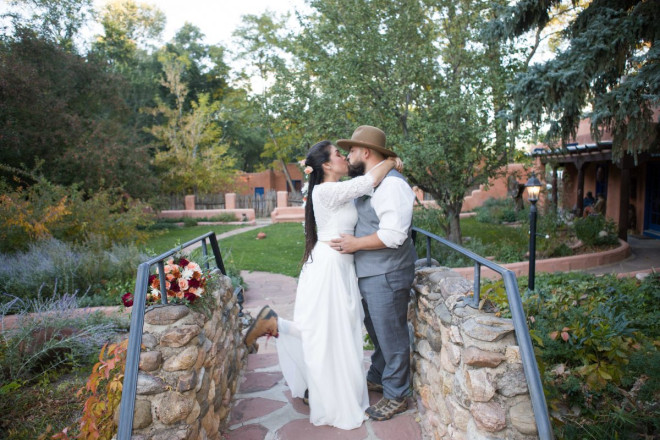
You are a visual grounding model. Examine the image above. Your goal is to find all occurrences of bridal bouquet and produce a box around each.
[121,257,207,307]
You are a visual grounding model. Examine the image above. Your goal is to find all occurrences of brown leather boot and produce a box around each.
[244,306,278,346]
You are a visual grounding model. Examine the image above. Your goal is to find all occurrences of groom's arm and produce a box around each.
[332,177,414,253]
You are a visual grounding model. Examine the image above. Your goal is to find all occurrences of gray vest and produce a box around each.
[354,169,417,278]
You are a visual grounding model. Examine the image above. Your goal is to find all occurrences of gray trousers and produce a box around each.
[359,266,414,400]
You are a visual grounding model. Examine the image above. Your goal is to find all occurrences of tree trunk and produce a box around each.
[279,158,295,192]
[446,206,462,245]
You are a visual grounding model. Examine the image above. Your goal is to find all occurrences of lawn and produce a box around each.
[218,223,305,277]
[143,224,242,255]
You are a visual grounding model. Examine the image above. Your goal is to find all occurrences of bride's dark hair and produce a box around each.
[302,140,333,264]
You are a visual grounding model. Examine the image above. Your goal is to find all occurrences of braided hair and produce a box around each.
[301,140,333,264]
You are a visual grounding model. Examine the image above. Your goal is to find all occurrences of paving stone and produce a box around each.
[226,424,269,440]
[283,389,310,415]
[238,371,283,393]
[371,413,423,440]
[246,352,279,370]
[229,397,286,424]
[276,418,368,440]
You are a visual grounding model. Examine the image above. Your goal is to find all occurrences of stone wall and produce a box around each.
[122,274,248,440]
[412,266,539,439]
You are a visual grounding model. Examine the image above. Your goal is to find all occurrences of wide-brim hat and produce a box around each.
[336,125,397,157]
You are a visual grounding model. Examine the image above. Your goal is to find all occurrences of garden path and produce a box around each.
[226,270,424,440]
[582,236,660,275]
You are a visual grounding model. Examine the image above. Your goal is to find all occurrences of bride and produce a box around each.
[244,140,401,429]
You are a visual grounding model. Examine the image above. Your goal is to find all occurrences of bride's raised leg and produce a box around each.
[244,305,279,346]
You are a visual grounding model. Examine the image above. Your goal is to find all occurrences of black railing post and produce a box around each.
[208,234,226,275]
[117,262,149,439]
[202,238,210,270]
[472,262,481,308]
[157,260,168,305]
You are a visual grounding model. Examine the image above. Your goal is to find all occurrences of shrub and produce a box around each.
[207,213,240,222]
[574,214,618,246]
[183,217,198,227]
[481,272,659,438]
[474,197,526,224]
[0,239,149,305]
[0,293,123,386]
[0,178,154,253]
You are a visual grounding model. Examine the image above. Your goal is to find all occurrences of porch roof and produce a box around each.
[530,141,613,164]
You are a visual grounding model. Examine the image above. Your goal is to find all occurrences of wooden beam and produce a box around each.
[618,168,630,241]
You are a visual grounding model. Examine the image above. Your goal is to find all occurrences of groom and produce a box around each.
[332,125,416,421]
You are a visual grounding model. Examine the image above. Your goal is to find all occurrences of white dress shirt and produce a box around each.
[370,175,415,248]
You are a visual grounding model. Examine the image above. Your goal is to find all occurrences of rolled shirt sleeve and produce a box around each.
[371,176,415,248]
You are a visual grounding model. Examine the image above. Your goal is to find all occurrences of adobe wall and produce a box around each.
[123,275,248,439]
[412,266,539,439]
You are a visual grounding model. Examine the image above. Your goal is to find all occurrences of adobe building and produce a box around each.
[235,163,304,196]
[532,110,660,240]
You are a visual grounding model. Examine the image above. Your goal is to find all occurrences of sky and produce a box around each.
[95,0,309,50]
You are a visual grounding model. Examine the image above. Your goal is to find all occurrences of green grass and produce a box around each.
[218,223,305,277]
[461,217,527,247]
[143,224,242,255]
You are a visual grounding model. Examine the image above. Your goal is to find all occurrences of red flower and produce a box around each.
[171,282,180,292]
[184,292,197,303]
[188,278,200,288]
[122,292,134,307]
[178,257,190,267]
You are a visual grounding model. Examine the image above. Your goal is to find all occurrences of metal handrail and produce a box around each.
[412,226,553,440]
[117,232,226,440]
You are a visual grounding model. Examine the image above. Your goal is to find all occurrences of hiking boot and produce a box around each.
[244,306,278,346]
[367,380,383,393]
[365,397,408,421]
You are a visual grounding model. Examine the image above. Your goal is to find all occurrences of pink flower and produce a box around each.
[298,159,306,166]
[186,262,201,272]
[304,166,313,175]
[178,278,189,291]
[164,264,173,274]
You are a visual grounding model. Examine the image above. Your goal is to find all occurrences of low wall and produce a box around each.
[123,275,248,439]
[412,266,538,439]
[270,206,304,223]
[453,239,630,280]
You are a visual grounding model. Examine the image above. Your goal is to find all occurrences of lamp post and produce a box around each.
[526,173,542,291]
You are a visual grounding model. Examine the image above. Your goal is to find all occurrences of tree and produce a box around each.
[0,31,156,198]
[1,0,94,51]
[233,12,304,190]
[146,53,235,195]
[277,0,519,243]
[491,0,660,160]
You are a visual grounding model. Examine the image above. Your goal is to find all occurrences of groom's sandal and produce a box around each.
[244,306,278,346]
[365,397,408,421]
[367,380,383,393]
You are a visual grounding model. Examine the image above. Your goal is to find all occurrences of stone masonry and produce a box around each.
[121,274,249,439]
[411,266,538,439]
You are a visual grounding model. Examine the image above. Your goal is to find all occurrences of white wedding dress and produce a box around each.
[276,174,374,430]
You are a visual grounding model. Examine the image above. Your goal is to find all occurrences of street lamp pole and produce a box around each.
[526,173,542,291]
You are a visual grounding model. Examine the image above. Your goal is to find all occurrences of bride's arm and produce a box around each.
[316,157,402,210]
[367,157,402,187]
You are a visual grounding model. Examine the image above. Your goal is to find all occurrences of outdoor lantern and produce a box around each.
[525,173,542,202]
[525,173,542,291]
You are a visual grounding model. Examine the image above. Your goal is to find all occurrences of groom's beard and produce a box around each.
[348,161,365,177]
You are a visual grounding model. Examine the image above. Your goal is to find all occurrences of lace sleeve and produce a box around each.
[314,174,375,210]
